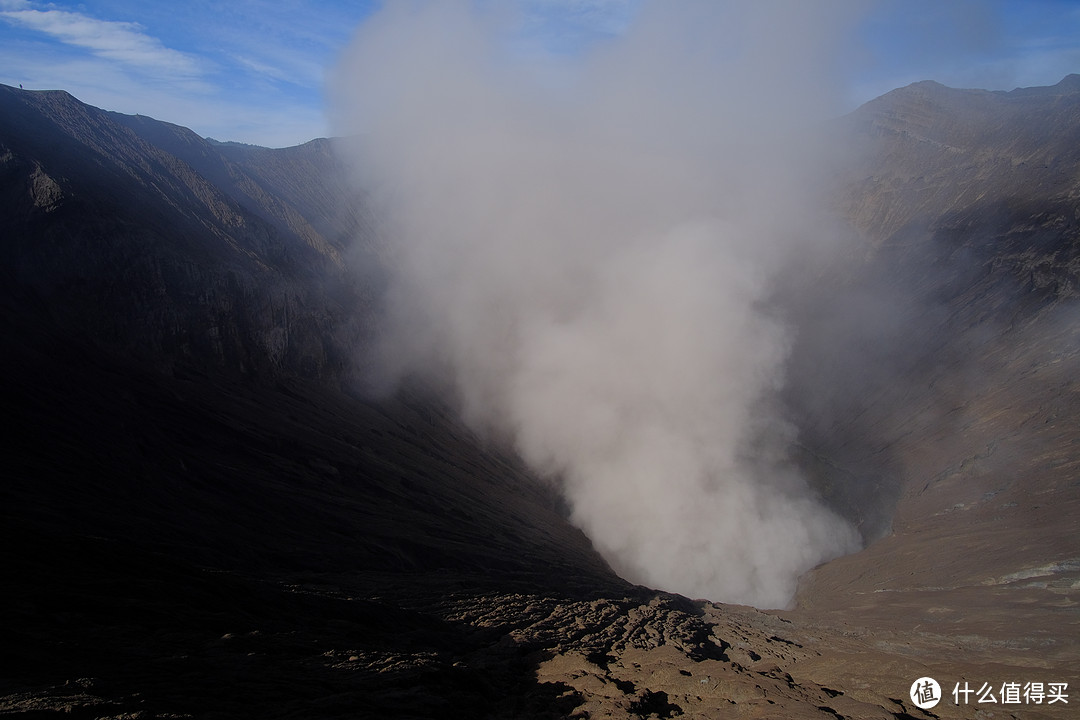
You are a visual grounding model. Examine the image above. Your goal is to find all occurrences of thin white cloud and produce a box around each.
[0,1,330,145]
[227,47,326,89]
[0,5,204,79]
[230,53,295,84]
[184,0,365,90]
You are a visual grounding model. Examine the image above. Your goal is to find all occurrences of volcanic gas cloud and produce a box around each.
[332,1,863,608]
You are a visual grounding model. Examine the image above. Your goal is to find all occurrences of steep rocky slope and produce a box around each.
[0,84,373,381]
[785,76,1080,709]
[838,74,1080,248]
[2,79,1078,718]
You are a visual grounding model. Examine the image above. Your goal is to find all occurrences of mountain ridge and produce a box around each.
[838,73,1080,251]
[0,82,376,381]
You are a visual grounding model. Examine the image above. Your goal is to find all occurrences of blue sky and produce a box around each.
[1,0,1078,147]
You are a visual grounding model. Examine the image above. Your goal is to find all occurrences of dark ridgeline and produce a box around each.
[1,77,1078,717]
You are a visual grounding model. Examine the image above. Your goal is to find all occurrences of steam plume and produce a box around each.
[332,1,861,608]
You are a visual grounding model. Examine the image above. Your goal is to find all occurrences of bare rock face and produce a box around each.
[27,164,63,210]
[836,74,1080,248]
[2,77,1079,718]
[783,75,1080,717]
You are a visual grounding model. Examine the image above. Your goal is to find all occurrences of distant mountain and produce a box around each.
[839,74,1080,249]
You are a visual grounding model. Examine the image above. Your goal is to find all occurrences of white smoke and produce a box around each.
[331,0,862,608]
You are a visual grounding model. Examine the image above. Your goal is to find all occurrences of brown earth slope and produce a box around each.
[782,75,1080,717]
